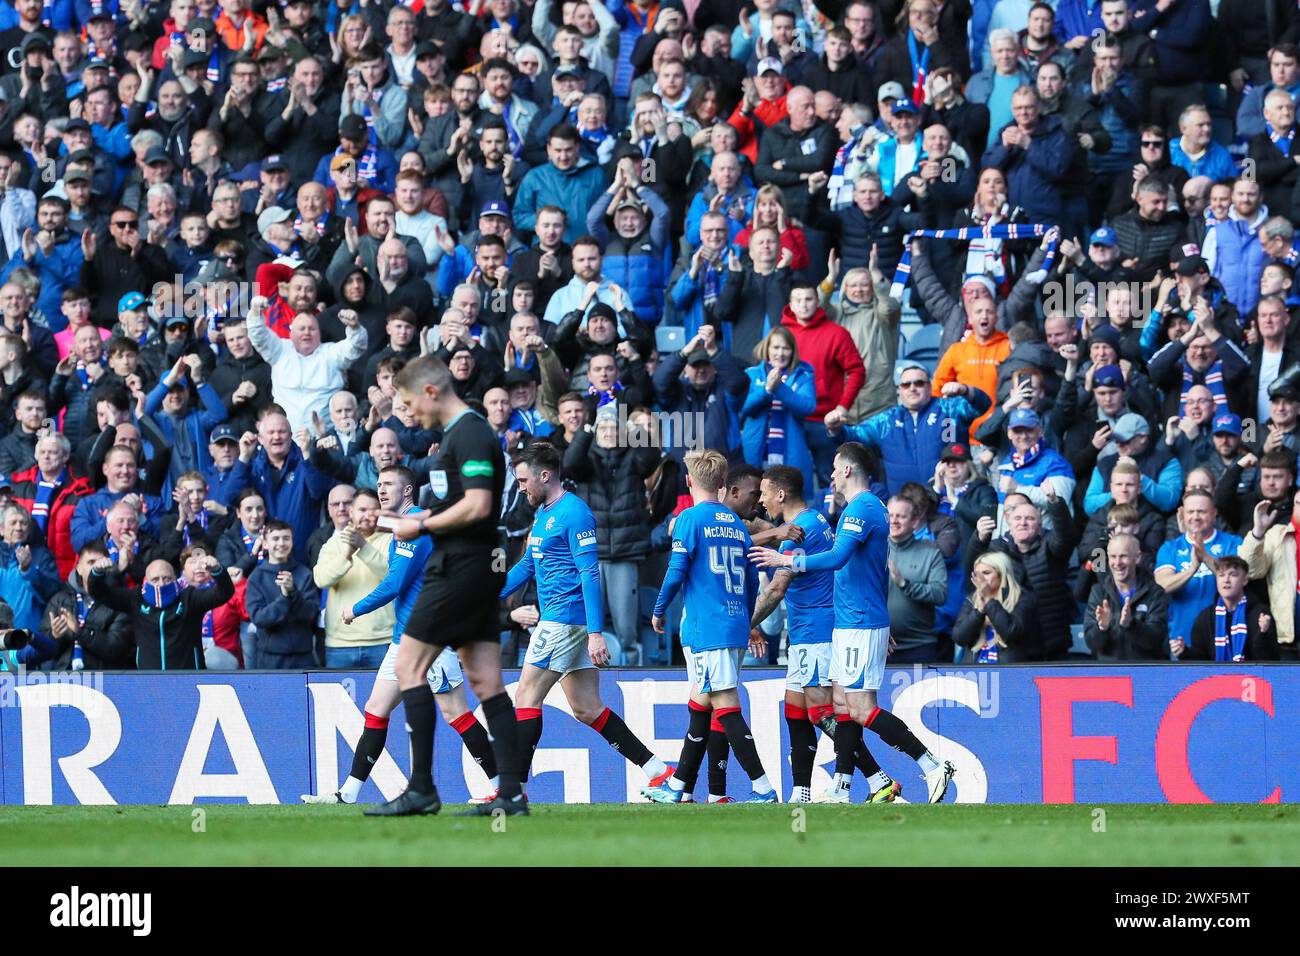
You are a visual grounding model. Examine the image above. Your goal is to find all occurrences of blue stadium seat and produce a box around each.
[902,323,942,374]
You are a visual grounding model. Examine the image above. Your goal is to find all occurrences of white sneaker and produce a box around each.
[812,787,850,804]
[924,761,955,804]
[790,786,812,804]
[301,791,347,804]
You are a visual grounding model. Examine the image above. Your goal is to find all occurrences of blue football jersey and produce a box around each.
[653,502,758,651]
[501,491,603,632]
[352,506,432,643]
[778,507,836,645]
[793,490,890,630]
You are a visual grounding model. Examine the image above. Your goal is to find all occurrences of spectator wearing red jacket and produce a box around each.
[10,433,93,580]
[780,283,865,487]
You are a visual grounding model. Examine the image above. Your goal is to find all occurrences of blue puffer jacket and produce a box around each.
[587,186,672,325]
[0,234,84,332]
[839,392,991,497]
[670,259,735,340]
[995,445,1076,502]
[513,159,610,244]
[740,361,818,496]
[1204,211,1268,316]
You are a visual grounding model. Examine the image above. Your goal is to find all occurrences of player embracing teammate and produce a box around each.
[751,443,955,804]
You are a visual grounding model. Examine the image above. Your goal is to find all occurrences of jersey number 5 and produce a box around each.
[708,545,745,595]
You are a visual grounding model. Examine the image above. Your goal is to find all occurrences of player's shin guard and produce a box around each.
[401,685,437,794]
[481,692,523,799]
[786,704,816,789]
[833,714,862,776]
[864,706,927,761]
[589,707,655,767]
[674,700,712,791]
[706,718,729,797]
[715,707,769,789]
[450,711,498,782]
[515,708,543,779]
[347,712,390,784]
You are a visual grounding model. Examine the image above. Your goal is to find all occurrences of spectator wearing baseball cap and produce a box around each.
[1083,410,1183,517]
[995,407,1077,511]
[727,56,790,165]
[830,362,989,498]
[238,152,296,218]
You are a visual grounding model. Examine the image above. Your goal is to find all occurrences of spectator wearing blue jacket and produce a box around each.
[143,355,229,498]
[1082,412,1183,515]
[980,86,1072,223]
[71,446,165,551]
[608,0,656,100]
[1202,178,1269,317]
[513,124,608,244]
[0,506,61,631]
[0,196,85,332]
[827,362,992,497]
[739,326,818,496]
[683,151,755,250]
[669,209,735,340]
[1168,104,1237,182]
[242,410,336,566]
[995,407,1078,509]
[244,518,321,669]
[585,176,671,325]
[85,85,133,192]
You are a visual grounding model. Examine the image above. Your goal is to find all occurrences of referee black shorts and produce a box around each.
[405,546,505,650]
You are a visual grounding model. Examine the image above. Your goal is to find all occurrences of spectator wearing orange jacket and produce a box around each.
[932,284,1009,439]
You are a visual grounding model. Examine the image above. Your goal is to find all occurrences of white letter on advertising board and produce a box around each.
[17,683,120,804]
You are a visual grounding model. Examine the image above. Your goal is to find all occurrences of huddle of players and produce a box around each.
[303,352,953,811]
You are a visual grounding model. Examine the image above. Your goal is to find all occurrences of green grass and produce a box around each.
[2,803,1298,866]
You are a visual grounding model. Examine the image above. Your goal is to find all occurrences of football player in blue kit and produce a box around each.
[748,465,899,804]
[751,443,955,804]
[501,442,675,795]
[644,449,777,804]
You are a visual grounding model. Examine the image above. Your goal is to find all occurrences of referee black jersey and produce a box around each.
[426,408,505,551]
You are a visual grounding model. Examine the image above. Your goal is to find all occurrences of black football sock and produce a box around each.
[864,706,927,760]
[481,692,523,800]
[716,706,768,784]
[401,685,437,794]
[833,714,862,776]
[590,707,655,767]
[514,708,543,781]
[674,701,712,790]
[449,711,498,781]
[348,713,390,783]
[785,704,817,789]
[854,739,884,778]
[706,718,729,797]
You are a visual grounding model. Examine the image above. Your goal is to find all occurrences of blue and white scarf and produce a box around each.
[890,224,1058,301]
[976,623,1000,663]
[31,467,65,533]
[1213,596,1248,662]
[1181,359,1227,415]
[1268,121,1294,156]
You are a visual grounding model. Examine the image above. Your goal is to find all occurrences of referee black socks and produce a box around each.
[481,692,523,799]
[401,685,437,794]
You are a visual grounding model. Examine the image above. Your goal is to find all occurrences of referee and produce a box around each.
[366,355,522,817]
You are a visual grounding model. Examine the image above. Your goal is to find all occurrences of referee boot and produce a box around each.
[364,787,443,817]
[456,793,529,817]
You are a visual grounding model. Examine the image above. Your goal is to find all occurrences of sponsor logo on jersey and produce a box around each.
[713,511,734,522]
[462,460,494,477]
[576,530,597,547]
[672,540,687,553]
[395,541,417,557]
[842,516,864,535]
[430,470,448,499]
[545,516,555,531]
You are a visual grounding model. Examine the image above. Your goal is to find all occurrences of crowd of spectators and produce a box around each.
[0,0,1297,671]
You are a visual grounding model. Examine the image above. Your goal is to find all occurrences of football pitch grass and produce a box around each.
[2,803,1298,866]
